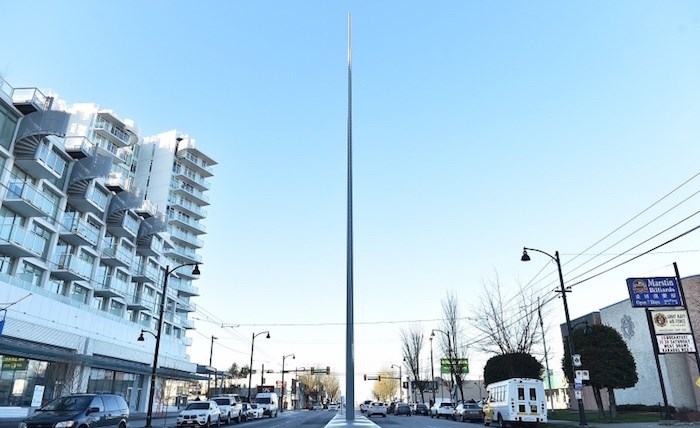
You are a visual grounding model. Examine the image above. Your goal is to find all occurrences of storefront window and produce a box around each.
[0,355,70,407]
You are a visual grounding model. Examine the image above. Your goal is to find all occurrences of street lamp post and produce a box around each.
[281,354,295,412]
[247,331,270,403]
[431,329,452,400]
[429,336,435,405]
[521,247,587,426]
[207,335,217,398]
[139,263,200,428]
[391,364,403,402]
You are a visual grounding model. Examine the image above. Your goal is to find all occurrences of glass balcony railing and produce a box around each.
[169,229,204,247]
[86,186,109,212]
[55,253,93,278]
[101,242,133,266]
[64,136,95,155]
[61,215,100,246]
[0,223,47,256]
[97,275,129,295]
[124,215,140,235]
[94,119,131,145]
[6,180,55,217]
[37,143,66,177]
[0,76,12,98]
[12,88,47,110]
[168,246,202,263]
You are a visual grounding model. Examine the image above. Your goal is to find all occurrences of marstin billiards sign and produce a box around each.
[626,277,682,308]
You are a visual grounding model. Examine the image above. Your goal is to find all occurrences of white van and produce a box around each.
[254,392,279,418]
[483,378,547,427]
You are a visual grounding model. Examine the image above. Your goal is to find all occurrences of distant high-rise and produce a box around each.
[0,77,215,416]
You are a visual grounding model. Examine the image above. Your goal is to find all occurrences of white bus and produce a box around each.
[483,378,547,427]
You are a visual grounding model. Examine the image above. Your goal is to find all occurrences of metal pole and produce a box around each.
[208,335,216,398]
[646,308,672,419]
[345,12,355,422]
[554,251,587,426]
[400,366,402,402]
[538,298,555,414]
[146,265,169,428]
[248,333,255,403]
[674,263,700,377]
[261,363,264,386]
[430,336,435,405]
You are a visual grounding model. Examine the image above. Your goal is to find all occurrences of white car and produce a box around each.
[177,401,222,427]
[212,396,242,424]
[248,403,264,419]
[430,401,455,419]
[360,400,372,413]
[327,403,339,411]
[367,402,387,418]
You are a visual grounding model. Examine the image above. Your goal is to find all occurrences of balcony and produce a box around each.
[131,262,159,284]
[177,151,214,178]
[172,280,199,297]
[4,180,54,218]
[169,215,206,235]
[106,171,132,193]
[183,337,193,346]
[12,87,48,114]
[14,141,67,180]
[135,199,158,219]
[175,300,197,313]
[93,275,129,297]
[93,118,131,148]
[63,136,95,159]
[170,196,207,220]
[136,235,163,258]
[60,216,101,247]
[100,242,133,268]
[0,224,47,258]
[173,167,211,191]
[179,318,195,329]
[68,185,110,216]
[107,212,140,239]
[127,294,157,311]
[169,229,203,248]
[165,246,202,265]
[171,183,210,206]
[52,253,92,281]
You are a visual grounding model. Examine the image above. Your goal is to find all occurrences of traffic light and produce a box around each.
[363,374,367,381]
[310,368,315,375]
[403,381,408,389]
[326,366,331,375]
[377,375,381,381]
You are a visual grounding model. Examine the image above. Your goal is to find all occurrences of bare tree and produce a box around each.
[372,368,398,402]
[439,292,468,402]
[470,273,542,355]
[321,376,340,402]
[400,325,426,403]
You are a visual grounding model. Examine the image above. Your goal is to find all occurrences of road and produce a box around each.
[368,414,477,427]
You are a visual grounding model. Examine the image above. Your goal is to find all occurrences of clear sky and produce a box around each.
[3,0,700,404]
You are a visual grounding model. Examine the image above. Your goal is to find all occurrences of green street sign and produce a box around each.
[1,356,28,371]
[440,358,469,374]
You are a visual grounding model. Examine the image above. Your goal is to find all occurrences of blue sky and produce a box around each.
[3,1,700,402]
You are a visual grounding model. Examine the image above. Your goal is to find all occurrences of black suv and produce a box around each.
[20,394,129,428]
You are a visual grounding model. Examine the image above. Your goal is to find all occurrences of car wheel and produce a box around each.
[484,415,490,426]
[206,417,211,428]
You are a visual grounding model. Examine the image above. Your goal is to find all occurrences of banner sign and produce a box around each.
[656,334,697,354]
[1,356,27,371]
[651,310,691,334]
[626,277,681,308]
[440,358,469,374]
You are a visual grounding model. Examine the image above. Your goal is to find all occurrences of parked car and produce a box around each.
[327,403,339,411]
[177,401,222,427]
[395,403,412,416]
[20,394,129,428]
[483,378,547,427]
[212,396,243,424]
[387,402,397,414]
[360,400,372,413]
[367,402,387,418]
[414,403,429,415]
[248,403,264,419]
[312,403,323,411]
[430,401,455,419]
[455,402,484,422]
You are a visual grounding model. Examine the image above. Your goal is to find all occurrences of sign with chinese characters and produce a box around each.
[651,310,691,334]
[626,277,682,308]
[656,334,697,354]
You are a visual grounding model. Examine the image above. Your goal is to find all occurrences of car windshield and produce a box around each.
[417,404,427,409]
[186,402,210,410]
[440,403,453,407]
[466,404,480,409]
[213,399,229,405]
[40,396,92,411]
[256,397,270,404]
[250,404,258,409]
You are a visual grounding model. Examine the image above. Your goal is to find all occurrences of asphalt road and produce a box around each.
[368,413,479,427]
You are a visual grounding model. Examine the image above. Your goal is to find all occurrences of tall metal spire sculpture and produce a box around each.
[345,12,355,421]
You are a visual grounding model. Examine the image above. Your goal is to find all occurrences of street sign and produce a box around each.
[574,379,582,390]
[572,354,582,367]
[651,310,691,334]
[575,390,582,399]
[440,358,469,374]
[626,277,682,308]
[656,334,697,353]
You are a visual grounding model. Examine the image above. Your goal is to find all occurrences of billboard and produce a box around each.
[626,277,682,308]
[440,358,469,374]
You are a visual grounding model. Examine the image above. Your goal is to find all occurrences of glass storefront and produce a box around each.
[0,355,68,407]
[87,368,144,410]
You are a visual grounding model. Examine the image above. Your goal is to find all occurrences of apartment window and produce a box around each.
[92,296,104,311]
[139,313,150,327]
[0,256,13,275]
[0,104,18,150]
[71,284,89,304]
[109,300,124,317]
[30,222,51,257]
[47,278,64,294]
[40,187,60,220]
[19,261,43,287]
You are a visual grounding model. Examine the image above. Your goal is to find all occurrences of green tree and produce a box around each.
[562,324,638,419]
[483,352,543,385]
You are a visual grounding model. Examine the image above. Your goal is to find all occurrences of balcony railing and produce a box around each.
[55,253,93,279]
[101,242,133,266]
[37,143,66,177]
[0,223,47,257]
[60,216,101,247]
[6,179,55,218]
[0,76,12,98]
[93,118,131,146]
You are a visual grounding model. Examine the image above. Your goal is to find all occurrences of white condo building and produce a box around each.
[0,77,216,416]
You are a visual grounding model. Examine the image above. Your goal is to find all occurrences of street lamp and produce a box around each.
[207,335,218,398]
[281,353,295,412]
[140,263,200,428]
[248,331,270,402]
[429,336,435,405]
[391,363,403,403]
[431,329,452,400]
[521,247,587,426]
